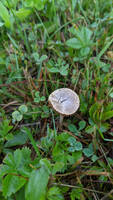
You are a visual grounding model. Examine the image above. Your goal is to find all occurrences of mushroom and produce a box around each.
[48,88,80,129]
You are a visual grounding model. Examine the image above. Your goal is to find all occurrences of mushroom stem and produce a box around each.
[59,114,64,129]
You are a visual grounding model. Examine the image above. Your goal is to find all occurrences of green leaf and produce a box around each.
[3,153,15,168]
[14,149,22,168]
[80,47,90,56]
[68,146,76,152]
[72,151,82,163]
[40,158,52,174]
[3,175,26,198]
[91,155,98,162]
[19,105,28,114]
[48,67,59,73]
[78,120,86,130]
[25,0,47,10]
[85,125,94,134]
[68,137,76,146]
[41,96,46,101]
[52,162,64,175]
[34,97,40,103]
[60,66,68,76]
[47,186,64,200]
[74,142,83,151]
[15,8,31,20]
[35,91,40,97]
[99,123,110,133]
[40,55,48,62]
[25,167,49,200]
[68,124,78,135]
[68,26,93,48]
[0,119,13,137]
[5,131,28,147]
[89,102,100,121]
[70,188,83,200]
[12,111,23,122]
[83,143,94,157]
[3,147,32,177]
[66,38,82,49]
[102,111,113,121]
[0,2,11,28]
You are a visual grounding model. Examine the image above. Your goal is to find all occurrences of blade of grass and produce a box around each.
[50,109,57,138]
[98,38,113,59]
[22,127,41,158]
[50,17,83,39]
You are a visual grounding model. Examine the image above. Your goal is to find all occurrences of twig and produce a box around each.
[100,189,113,200]
[17,122,40,128]
[52,183,106,194]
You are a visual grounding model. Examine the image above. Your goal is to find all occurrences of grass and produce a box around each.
[0,0,113,199]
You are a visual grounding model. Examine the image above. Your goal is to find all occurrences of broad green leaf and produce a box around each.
[34,0,47,10]
[69,26,93,47]
[102,111,113,121]
[40,158,52,174]
[25,0,34,7]
[3,147,32,177]
[25,0,47,10]
[13,149,22,168]
[68,137,76,146]
[72,151,82,163]
[52,162,64,175]
[60,66,68,76]
[15,8,31,20]
[40,55,48,62]
[68,146,76,152]
[5,131,28,147]
[83,148,93,157]
[80,47,90,56]
[19,105,28,114]
[68,124,78,135]
[0,2,11,28]
[41,96,46,101]
[78,120,86,130]
[25,167,49,200]
[75,142,83,151]
[21,147,32,165]
[0,165,14,179]
[0,119,13,137]
[48,67,59,73]
[99,123,110,133]
[85,125,94,134]
[105,102,113,112]
[3,153,15,168]
[81,27,92,44]
[66,38,82,49]
[3,175,26,198]
[91,155,98,162]
[83,143,94,157]
[12,111,23,122]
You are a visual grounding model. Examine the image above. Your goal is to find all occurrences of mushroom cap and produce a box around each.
[48,88,80,116]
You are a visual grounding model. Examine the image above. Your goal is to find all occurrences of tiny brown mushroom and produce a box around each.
[48,88,80,129]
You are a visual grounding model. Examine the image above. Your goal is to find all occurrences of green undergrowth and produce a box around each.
[0,0,113,199]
